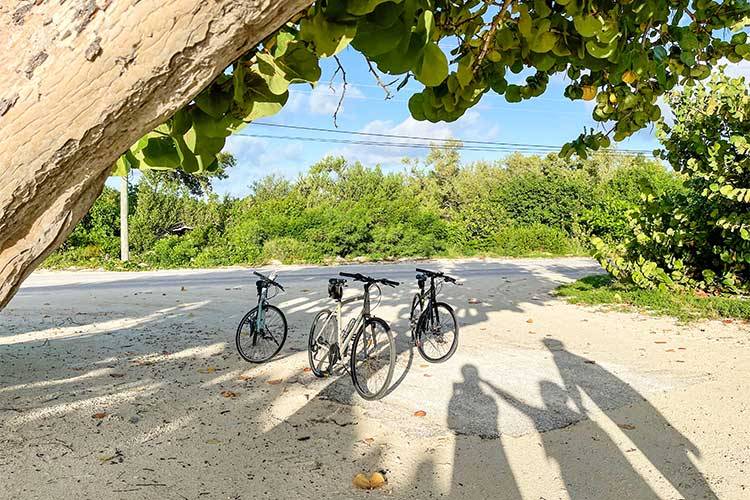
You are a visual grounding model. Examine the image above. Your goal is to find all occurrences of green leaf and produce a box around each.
[195,85,232,118]
[529,32,557,53]
[574,15,603,38]
[414,42,449,87]
[299,14,356,57]
[141,136,181,168]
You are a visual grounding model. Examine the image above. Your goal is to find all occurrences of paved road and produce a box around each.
[17,257,601,294]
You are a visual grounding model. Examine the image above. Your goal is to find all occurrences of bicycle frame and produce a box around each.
[255,282,269,332]
[319,285,372,358]
[416,276,442,330]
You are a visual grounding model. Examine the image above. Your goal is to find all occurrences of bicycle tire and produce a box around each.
[416,302,459,363]
[236,304,287,363]
[350,317,396,400]
[308,309,336,377]
[409,294,423,331]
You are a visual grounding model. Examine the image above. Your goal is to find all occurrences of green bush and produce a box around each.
[49,149,676,269]
[594,72,750,293]
[493,224,581,256]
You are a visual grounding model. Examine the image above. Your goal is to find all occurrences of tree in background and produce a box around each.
[3,0,749,308]
[594,71,750,293]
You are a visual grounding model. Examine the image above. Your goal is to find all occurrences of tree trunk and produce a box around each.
[0,0,309,309]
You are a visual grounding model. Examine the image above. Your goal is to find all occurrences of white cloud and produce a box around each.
[330,111,502,167]
[293,83,366,116]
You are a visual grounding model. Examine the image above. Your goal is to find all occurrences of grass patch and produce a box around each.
[556,274,750,322]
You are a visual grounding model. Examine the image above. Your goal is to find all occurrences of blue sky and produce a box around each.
[127,47,750,197]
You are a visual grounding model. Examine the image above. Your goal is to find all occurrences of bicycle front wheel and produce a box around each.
[350,317,395,400]
[236,305,287,363]
[416,302,458,363]
[409,294,423,331]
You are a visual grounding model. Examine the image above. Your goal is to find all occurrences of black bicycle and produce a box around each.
[409,268,460,362]
[308,272,399,400]
[235,271,288,363]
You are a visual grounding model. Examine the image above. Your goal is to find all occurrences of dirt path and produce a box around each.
[1,258,748,499]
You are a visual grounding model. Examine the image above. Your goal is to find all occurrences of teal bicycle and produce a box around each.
[235,271,288,363]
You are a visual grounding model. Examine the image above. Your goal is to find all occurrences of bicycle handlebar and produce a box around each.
[253,271,285,291]
[415,268,459,285]
[339,272,400,287]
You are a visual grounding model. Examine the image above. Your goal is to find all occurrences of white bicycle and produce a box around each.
[307,272,399,400]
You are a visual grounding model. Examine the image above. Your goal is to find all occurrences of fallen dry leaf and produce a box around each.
[238,375,251,381]
[303,367,312,373]
[92,412,107,419]
[362,437,375,445]
[198,367,217,374]
[618,423,636,430]
[414,410,427,417]
[220,390,238,398]
[424,374,432,377]
[666,349,675,352]
[526,318,534,324]
[267,379,283,385]
[205,438,221,445]
[654,341,667,344]
[722,319,733,324]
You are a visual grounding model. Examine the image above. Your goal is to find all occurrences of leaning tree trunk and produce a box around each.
[0,0,309,309]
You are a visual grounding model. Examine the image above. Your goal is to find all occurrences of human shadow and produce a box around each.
[447,365,522,499]
[542,338,718,500]
[486,377,661,499]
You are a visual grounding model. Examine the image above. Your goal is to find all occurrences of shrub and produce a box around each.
[594,72,750,293]
[493,224,580,256]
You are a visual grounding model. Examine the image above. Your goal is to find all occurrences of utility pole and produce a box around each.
[120,174,129,262]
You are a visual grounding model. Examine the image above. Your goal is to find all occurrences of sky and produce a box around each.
[116,46,750,197]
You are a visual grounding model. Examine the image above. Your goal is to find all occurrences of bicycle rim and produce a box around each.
[350,319,395,400]
[236,305,287,363]
[308,311,336,377]
[417,303,458,363]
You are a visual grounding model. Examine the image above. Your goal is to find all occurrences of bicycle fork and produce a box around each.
[253,289,267,346]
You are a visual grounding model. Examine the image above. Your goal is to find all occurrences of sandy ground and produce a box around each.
[0,257,748,500]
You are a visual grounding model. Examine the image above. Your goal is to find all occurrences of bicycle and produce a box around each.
[307,272,399,400]
[409,268,460,362]
[235,271,288,363]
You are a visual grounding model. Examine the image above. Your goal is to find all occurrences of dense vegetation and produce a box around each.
[593,72,750,294]
[46,149,679,269]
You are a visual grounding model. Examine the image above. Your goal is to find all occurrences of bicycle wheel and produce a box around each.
[308,310,337,377]
[409,294,423,331]
[416,302,459,363]
[350,317,395,400]
[236,305,287,363]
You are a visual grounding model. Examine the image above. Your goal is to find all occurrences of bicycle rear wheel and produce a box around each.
[416,302,458,363]
[308,310,337,377]
[350,317,395,400]
[236,305,287,363]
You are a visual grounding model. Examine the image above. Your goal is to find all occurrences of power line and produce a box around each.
[247,122,654,154]
[234,131,653,156]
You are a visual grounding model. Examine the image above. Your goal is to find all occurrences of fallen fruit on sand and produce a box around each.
[353,473,371,489]
[369,472,386,489]
[352,472,387,490]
